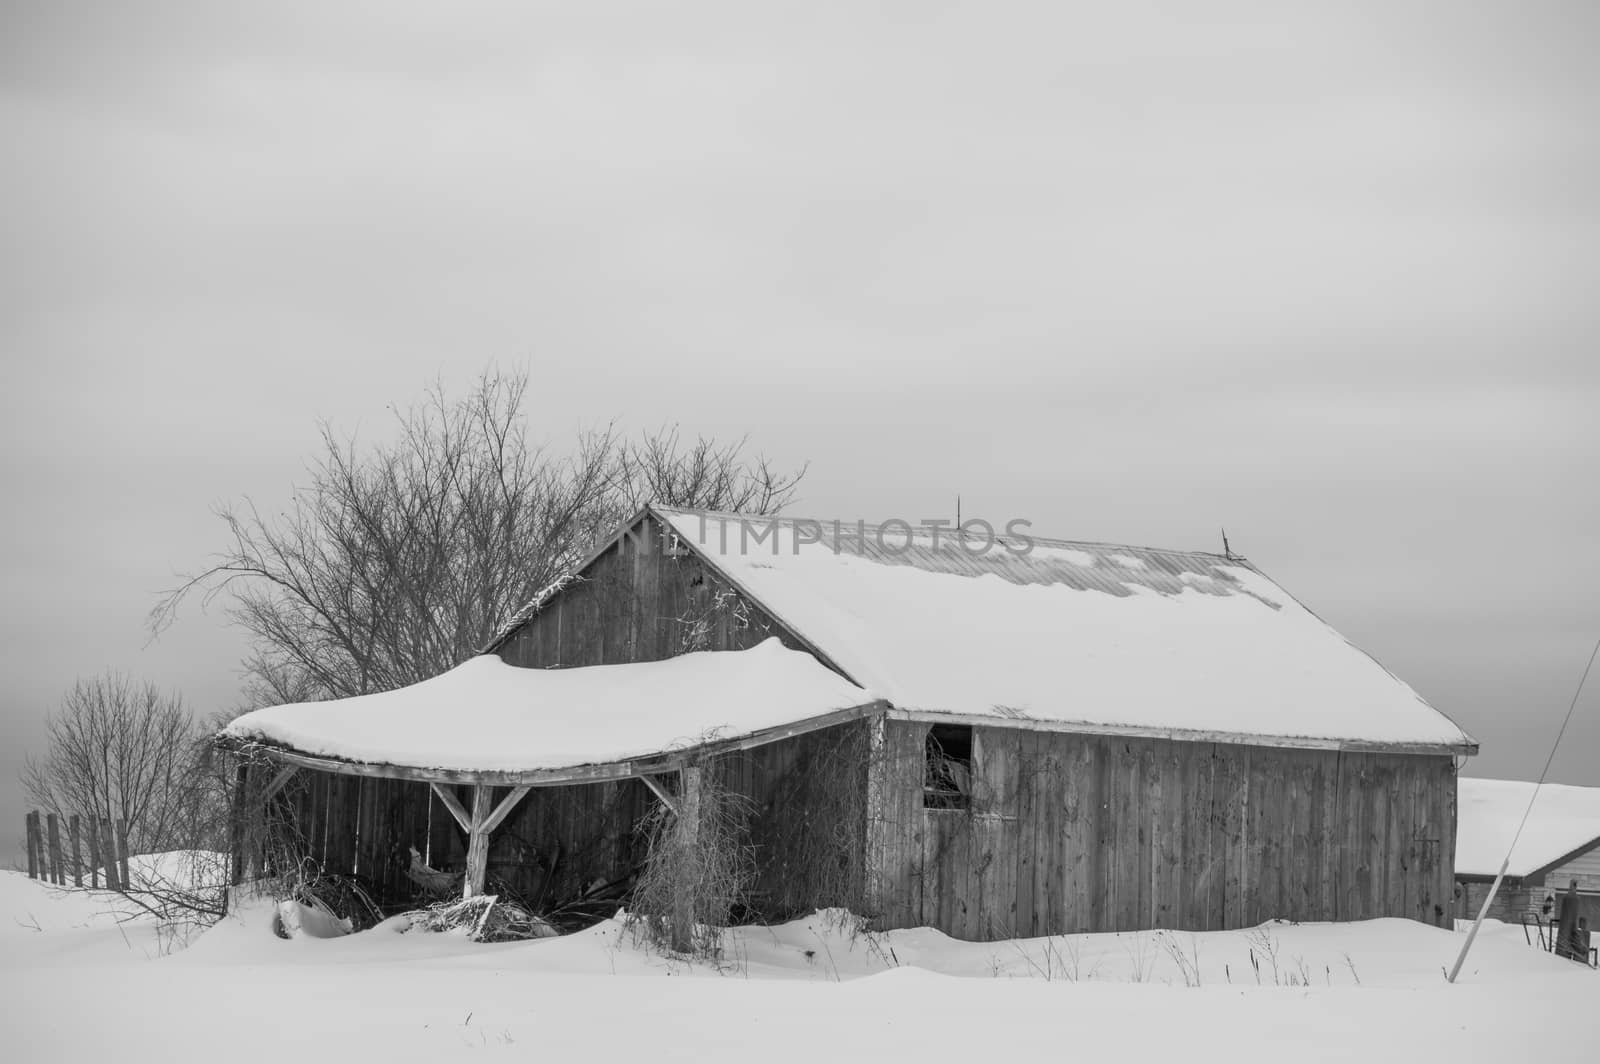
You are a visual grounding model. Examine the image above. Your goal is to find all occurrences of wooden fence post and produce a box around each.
[25,812,41,880]
[88,816,101,888]
[117,819,131,890]
[46,813,63,885]
[69,815,83,887]
[99,818,122,891]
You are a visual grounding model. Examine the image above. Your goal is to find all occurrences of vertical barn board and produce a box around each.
[1245,747,1276,925]
[1345,753,1378,920]
[1308,750,1338,923]
[307,771,329,868]
[1216,744,1249,928]
[863,717,898,927]
[1012,730,1040,937]
[931,812,975,939]
[1107,740,1135,930]
[1367,756,1391,920]
[634,518,663,661]
[1180,744,1219,930]
[1408,759,1436,924]
[1386,756,1417,921]
[1139,739,1164,928]
[1440,756,1459,925]
[1152,741,1186,928]
[972,728,1019,939]
[1287,751,1319,922]
[901,722,928,931]
[1034,737,1068,933]
[1086,735,1115,932]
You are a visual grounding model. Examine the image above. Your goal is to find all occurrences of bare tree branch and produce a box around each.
[151,368,807,712]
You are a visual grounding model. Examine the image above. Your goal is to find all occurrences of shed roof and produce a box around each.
[1455,778,1600,879]
[643,507,1474,754]
[221,639,875,782]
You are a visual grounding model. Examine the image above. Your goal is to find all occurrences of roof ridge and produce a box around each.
[650,504,1239,563]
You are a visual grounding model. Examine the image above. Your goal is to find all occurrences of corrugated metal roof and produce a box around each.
[655,508,1258,604]
[652,506,1477,753]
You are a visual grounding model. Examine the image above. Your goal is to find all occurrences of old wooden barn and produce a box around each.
[223,505,1478,939]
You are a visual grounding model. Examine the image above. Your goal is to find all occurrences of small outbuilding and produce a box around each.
[223,506,1477,939]
[1455,778,1600,933]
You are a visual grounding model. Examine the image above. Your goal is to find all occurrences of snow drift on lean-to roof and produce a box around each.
[655,508,1474,752]
[223,640,873,774]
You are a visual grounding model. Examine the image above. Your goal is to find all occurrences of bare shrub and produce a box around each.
[22,673,225,855]
[628,765,755,958]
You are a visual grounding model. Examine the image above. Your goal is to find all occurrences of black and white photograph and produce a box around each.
[2,2,1596,1059]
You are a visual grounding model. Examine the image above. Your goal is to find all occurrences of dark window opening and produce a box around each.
[924,724,973,809]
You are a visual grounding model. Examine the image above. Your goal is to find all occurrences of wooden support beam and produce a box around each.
[429,783,473,833]
[261,765,299,803]
[463,785,494,899]
[229,763,248,887]
[639,774,681,817]
[478,786,531,836]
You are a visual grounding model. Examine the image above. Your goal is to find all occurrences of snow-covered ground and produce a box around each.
[2,868,1593,1062]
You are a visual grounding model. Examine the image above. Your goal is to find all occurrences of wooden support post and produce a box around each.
[47,813,63,885]
[87,816,101,888]
[69,815,83,888]
[229,762,248,887]
[99,818,122,892]
[117,819,131,890]
[463,785,494,899]
[25,812,39,879]
[670,766,703,953]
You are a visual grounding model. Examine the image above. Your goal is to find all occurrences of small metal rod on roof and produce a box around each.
[1221,528,1233,560]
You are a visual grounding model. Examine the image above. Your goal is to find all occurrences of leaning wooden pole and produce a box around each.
[1447,856,1508,983]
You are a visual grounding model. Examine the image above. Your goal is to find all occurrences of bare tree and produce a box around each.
[152,368,805,707]
[22,674,218,854]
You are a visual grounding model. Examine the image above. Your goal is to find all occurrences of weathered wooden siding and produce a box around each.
[496,514,816,669]
[710,719,871,921]
[867,720,1458,939]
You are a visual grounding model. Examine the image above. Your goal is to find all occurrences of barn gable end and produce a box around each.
[492,511,838,674]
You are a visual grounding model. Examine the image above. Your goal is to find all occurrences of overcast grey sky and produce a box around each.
[2,1,1597,861]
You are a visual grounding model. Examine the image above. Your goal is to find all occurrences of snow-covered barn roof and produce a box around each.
[619,507,1475,754]
[1455,778,1600,879]
[221,639,875,782]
